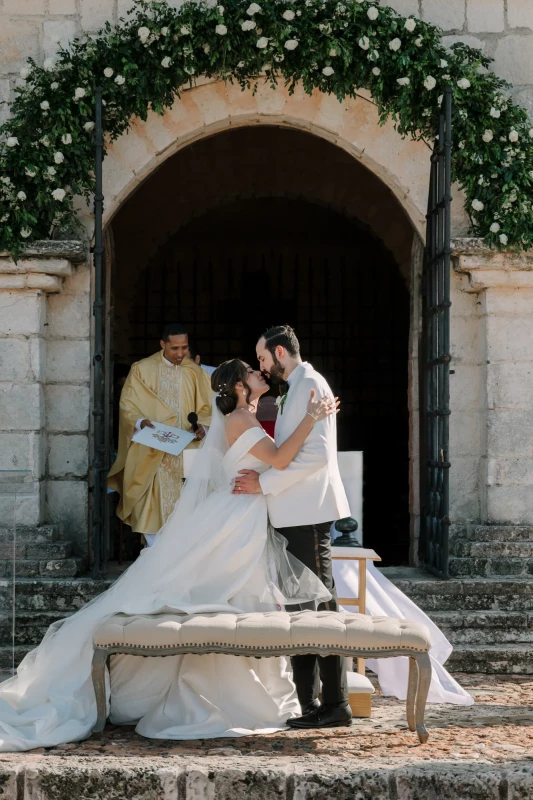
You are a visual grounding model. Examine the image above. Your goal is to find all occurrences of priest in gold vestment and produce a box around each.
[108,325,212,536]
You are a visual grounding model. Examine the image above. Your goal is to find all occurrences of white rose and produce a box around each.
[180,25,191,35]
[161,27,168,36]
[242,20,256,30]
[43,58,55,71]
[423,76,436,90]
[247,2,261,14]
[237,60,245,68]
[482,130,493,143]
[203,43,211,53]
[104,67,114,77]
[372,67,381,76]
[490,107,500,119]
[358,36,370,50]
[0,176,10,184]
[52,188,66,201]
[41,136,50,147]
[397,77,410,86]
[17,191,26,201]
[509,130,519,142]
[50,82,59,90]
[216,24,228,34]
[20,228,31,238]
[329,48,338,57]
[217,5,225,13]
[389,38,401,51]
[367,5,379,20]
[115,74,125,85]
[40,100,50,110]
[322,66,334,76]
[138,26,150,43]
[161,56,171,68]
[256,36,269,48]
[490,222,500,233]
[457,78,471,89]
[282,9,295,20]
[284,39,299,50]
[7,137,19,147]
[529,129,533,138]
[54,151,64,164]
[404,18,416,32]
[440,59,448,68]
[61,133,72,145]
[472,199,484,211]
[20,67,31,80]
[74,87,86,100]
[84,121,95,131]
[25,168,36,177]
[47,166,57,176]
[499,233,508,245]
[414,37,423,46]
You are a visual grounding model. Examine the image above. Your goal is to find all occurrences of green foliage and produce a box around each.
[1,0,533,257]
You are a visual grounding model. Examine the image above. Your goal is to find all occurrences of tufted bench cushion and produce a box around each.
[93,610,431,655]
[91,610,432,743]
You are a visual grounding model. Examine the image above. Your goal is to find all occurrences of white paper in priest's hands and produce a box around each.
[132,422,196,455]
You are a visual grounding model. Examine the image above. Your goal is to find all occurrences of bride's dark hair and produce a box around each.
[212,359,252,415]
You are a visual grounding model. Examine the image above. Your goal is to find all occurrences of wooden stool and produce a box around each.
[331,546,382,717]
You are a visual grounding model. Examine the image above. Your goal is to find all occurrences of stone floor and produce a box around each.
[1,674,532,798]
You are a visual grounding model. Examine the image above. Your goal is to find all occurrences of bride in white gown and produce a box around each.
[0,361,338,752]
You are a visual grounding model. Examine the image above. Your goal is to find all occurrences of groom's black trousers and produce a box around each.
[275,522,349,708]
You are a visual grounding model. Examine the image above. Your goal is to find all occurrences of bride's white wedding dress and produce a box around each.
[0,425,329,752]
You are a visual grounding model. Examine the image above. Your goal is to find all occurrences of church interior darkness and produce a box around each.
[109,127,414,565]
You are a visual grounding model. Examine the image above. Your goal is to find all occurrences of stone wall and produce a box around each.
[0,243,90,557]
[1,0,532,129]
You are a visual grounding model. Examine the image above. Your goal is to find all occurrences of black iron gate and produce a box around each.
[419,87,453,579]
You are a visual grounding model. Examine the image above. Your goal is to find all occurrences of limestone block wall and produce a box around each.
[0,244,90,557]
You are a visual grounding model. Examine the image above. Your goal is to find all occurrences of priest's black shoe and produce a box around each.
[287,703,352,729]
[301,698,320,715]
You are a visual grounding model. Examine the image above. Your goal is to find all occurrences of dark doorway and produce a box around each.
[120,196,410,564]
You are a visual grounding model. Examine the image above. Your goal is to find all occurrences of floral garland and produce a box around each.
[1,0,533,257]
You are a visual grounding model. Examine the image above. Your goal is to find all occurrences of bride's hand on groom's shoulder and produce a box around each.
[307,389,340,422]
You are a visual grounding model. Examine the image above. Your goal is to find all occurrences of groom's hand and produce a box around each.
[233,470,262,494]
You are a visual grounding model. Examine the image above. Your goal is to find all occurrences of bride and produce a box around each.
[0,359,339,752]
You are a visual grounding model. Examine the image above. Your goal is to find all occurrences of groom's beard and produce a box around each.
[263,355,285,385]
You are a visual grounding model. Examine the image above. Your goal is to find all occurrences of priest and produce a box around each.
[108,324,212,539]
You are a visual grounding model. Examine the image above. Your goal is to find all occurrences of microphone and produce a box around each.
[187,412,199,432]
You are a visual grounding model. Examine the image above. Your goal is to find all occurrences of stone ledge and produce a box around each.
[452,237,533,291]
[0,240,87,263]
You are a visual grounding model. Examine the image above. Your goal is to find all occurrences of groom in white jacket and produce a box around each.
[233,325,352,728]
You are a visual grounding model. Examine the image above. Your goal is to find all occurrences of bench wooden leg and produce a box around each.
[414,652,431,744]
[406,657,417,732]
[91,648,108,738]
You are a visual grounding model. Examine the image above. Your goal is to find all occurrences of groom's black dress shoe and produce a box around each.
[287,703,352,729]
[301,699,321,715]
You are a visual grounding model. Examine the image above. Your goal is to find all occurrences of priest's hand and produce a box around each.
[140,419,155,429]
[233,470,262,494]
[191,425,206,442]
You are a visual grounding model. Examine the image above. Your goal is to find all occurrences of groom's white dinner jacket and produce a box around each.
[259,362,350,528]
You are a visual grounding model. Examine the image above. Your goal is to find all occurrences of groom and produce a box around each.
[234,325,352,728]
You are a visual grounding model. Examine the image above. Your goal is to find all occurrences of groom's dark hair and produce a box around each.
[261,325,300,358]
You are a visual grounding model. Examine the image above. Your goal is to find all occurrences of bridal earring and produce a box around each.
[242,390,246,396]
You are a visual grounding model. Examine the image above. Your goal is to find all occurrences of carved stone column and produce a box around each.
[453,238,533,525]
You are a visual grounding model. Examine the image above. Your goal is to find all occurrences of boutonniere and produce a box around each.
[276,386,289,415]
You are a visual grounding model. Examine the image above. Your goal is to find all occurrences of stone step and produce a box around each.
[0,611,73,646]
[0,577,112,613]
[446,644,533,674]
[385,570,533,611]
[0,645,33,669]
[448,556,533,578]
[0,558,83,579]
[451,540,533,558]
[428,610,533,645]
[0,540,72,560]
[459,525,533,542]
[0,524,60,544]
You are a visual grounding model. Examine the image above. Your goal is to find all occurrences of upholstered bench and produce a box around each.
[91,610,432,743]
